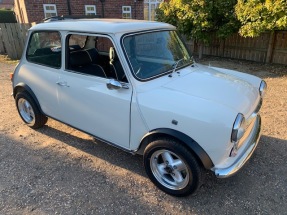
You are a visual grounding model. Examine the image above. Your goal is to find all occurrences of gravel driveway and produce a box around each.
[0,55,286,214]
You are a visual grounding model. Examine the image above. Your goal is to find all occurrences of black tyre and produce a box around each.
[15,91,48,129]
[144,138,203,197]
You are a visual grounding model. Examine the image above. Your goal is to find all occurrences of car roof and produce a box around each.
[30,19,176,34]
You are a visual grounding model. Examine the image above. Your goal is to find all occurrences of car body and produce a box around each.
[11,19,266,196]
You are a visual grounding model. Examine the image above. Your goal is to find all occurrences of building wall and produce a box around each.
[102,0,144,20]
[0,0,14,10]
[14,0,145,23]
[24,0,69,23]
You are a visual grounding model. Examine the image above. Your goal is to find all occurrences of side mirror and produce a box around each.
[106,79,129,90]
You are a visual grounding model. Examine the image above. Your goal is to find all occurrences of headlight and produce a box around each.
[259,80,267,98]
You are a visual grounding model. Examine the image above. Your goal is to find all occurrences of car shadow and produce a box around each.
[0,133,166,214]
[36,124,145,178]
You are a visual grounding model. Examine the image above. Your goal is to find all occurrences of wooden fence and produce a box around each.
[0,23,31,59]
[0,23,287,65]
[187,31,287,65]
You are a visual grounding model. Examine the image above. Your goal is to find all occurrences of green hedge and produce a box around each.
[0,9,17,23]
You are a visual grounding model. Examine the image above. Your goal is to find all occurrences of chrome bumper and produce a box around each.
[215,115,261,178]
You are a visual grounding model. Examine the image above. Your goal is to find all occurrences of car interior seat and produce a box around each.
[109,47,127,82]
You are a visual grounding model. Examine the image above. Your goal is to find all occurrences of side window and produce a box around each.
[26,31,61,68]
[67,34,127,82]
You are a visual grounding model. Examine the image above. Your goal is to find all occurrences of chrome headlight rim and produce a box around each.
[231,113,246,143]
[259,80,267,98]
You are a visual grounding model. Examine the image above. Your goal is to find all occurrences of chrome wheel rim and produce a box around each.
[18,98,35,124]
[150,149,190,190]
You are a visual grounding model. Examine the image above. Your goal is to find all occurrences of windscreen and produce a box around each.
[123,30,193,80]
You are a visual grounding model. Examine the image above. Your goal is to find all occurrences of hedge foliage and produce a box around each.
[236,0,287,37]
[0,9,17,23]
[157,0,287,40]
[156,0,240,43]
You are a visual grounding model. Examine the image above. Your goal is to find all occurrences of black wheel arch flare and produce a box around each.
[13,83,44,115]
[137,128,214,169]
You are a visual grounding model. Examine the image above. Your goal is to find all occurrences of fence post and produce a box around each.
[219,39,225,57]
[198,42,203,59]
[0,26,5,54]
[265,31,276,63]
[191,39,195,54]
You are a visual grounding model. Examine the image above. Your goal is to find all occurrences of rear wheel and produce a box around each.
[15,91,48,129]
[144,138,203,197]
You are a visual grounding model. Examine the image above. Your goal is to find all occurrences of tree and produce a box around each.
[156,0,240,43]
[235,0,287,37]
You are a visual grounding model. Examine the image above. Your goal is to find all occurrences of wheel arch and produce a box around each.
[13,83,44,114]
[137,128,214,169]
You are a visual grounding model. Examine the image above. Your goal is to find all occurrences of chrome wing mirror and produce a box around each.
[106,79,129,90]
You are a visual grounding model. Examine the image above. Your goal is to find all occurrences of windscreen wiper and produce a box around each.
[168,58,184,77]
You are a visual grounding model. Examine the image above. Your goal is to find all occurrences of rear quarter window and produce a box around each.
[68,34,87,51]
[96,37,113,52]
[26,31,61,68]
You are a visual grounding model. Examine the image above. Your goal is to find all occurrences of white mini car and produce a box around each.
[12,19,266,196]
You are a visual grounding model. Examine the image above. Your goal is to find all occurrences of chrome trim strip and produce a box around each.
[215,115,261,178]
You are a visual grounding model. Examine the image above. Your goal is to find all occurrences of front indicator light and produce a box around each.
[9,73,14,81]
[230,113,246,157]
[259,80,267,98]
[231,113,245,143]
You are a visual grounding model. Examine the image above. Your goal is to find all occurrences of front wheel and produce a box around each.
[143,138,203,197]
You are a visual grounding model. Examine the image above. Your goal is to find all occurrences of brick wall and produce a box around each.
[102,0,144,20]
[0,0,14,10]
[14,0,145,23]
[24,0,70,23]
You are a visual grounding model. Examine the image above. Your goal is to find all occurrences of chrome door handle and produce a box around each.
[56,81,69,87]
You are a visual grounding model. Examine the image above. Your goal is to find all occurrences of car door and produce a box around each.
[24,31,62,119]
[57,33,132,149]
